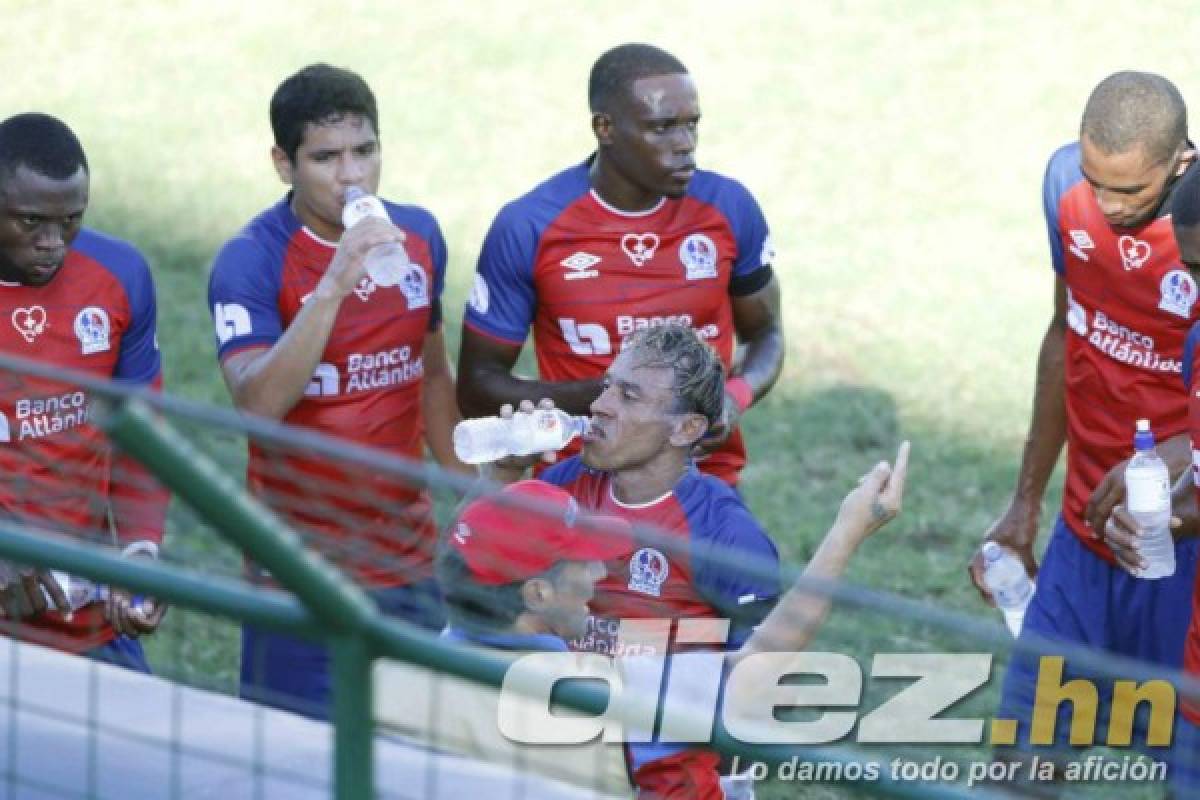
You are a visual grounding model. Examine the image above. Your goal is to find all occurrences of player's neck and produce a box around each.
[610,454,689,506]
[512,613,553,637]
[589,155,664,213]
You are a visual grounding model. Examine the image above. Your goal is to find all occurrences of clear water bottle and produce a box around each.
[341,187,410,287]
[453,410,590,464]
[981,542,1034,636]
[1125,418,1175,579]
[41,570,106,614]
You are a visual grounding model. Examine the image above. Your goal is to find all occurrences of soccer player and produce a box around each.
[489,324,782,656]
[207,64,467,717]
[969,72,1200,760]
[457,43,783,488]
[1101,164,1200,795]
[378,442,906,798]
[0,112,168,671]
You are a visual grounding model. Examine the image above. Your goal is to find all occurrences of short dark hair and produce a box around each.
[436,542,567,633]
[1081,71,1188,165]
[588,43,688,114]
[1173,164,1200,230]
[625,323,725,430]
[0,113,88,187]
[269,64,379,162]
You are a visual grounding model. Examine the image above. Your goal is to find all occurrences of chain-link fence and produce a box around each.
[0,352,1189,798]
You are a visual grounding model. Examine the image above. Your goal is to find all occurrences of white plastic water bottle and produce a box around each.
[1125,418,1175,579]
[341,187,410,287]
[41,570,106,614]
[981,542,1034,636]
[453,410,590,464]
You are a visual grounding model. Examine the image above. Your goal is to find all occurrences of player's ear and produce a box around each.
[521,577,554,612]
[592,112,613,146]
[270,145,295,186]
[1178,146,1198,177]
[669,412,708,448]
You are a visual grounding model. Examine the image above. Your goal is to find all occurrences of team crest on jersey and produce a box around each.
[11,306,47,343]
[679,233,719,280]
[74,307,111,355]
[628,547,669,596]
[1118,235,1152,271]
[399,263,430,310]
[621,233,660,267]
[1158,269,1198,318]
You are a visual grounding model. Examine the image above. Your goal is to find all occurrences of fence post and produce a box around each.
[331,636,373,800]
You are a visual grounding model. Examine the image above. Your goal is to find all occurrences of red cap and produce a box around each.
[450,480,634,585]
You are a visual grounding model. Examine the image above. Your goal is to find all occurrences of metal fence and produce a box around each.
[1,351,1185,798]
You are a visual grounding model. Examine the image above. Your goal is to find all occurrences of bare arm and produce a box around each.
[729,274,784,402]
[695,275,784,455]
[969,277,1068,598]
[221,217,403,419]
[455,328,603,418]
[732,441,910,662]
[420,328,474,474]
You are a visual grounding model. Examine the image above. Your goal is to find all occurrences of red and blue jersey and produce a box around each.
[1044,143,1198,559]
[207,195,446,587]
[540,457,780,655]
[1177,323,1200,723]
[463,160,775,486]
[0,228,165,652]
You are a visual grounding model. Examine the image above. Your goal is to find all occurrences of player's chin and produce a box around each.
[661,181,689,199]
[580,443,612,471]
[21,263,62,286]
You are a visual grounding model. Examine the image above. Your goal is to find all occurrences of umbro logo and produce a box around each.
[561,252,601,281]
[1068,229,1094,262]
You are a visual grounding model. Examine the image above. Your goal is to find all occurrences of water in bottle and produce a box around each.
[1125,418,1175,579]
[454,410,590,464]
[341,187,411,287]
[981,542,1034,636]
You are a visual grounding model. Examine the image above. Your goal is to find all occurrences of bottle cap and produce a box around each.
[981,541,1001,562]
[1134,418,1155,451]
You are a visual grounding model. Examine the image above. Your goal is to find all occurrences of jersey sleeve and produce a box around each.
[726,181,773,281]
[1042,143,1083,275]
[692,500,781,645]
[1185,322,1200,495]
[426,215,448,332]
[462,203,540,344]
[207,235,284,360]
[112,248,161,385]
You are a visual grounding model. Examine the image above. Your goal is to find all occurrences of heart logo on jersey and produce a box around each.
[621,233,660,267]
[1118,235,1152,271]
[11,306,48,343]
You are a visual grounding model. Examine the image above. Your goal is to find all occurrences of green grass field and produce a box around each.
[7,1,1200,796]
